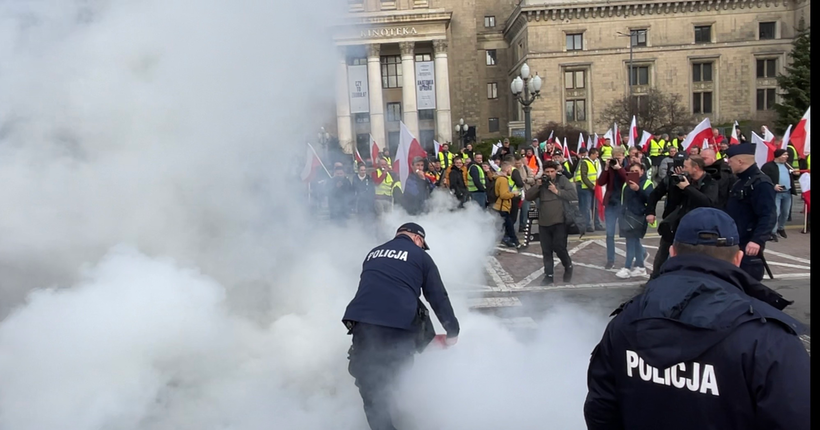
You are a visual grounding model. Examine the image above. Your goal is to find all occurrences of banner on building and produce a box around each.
[347,65,369,114]
[415,61,436,110]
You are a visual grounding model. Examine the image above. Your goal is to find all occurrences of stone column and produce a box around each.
[366,44,386,150]
[399,41,419,140]
[336,49,354,154]
[433,39,453,144]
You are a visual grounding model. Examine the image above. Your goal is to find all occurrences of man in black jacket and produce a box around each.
[401,157,433,215]
[645,155,718,279]
[701,148,735,210]
[585,208,808,430]
[448,156,468,208]
[761,149,799,241]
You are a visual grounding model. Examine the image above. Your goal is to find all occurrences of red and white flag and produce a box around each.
[780,125,793,150]
[799,172,811,213]
[762,126,776,145]
[370,134,381,164]
[354,143,365,165]
[613,122,621,146]
[300,143,328,183]
[587,135,593,151]
[638,130,654,153]
[594,133,602,148]
[790,107,811,157]
[547,130,555,144]
[730,120,740,145]
[603,128,614,145]
[595,185,606,222]
[752,131,777,167]
[577,132,585,154]
[433,140,441,155]
[627,116,638,148]
[681,118,712,151]
[563,137,571,159]
[395,121,428,191]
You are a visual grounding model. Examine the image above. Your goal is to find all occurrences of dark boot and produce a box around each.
[541,274,554,285]
[563,265,573,283]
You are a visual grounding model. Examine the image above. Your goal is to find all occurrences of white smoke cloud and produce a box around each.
[0,1,611,429]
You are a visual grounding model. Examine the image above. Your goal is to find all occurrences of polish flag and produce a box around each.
[563,137,571,159]
[799,172,811,213]
[547,130,555,144]
[603,128,614,145]
[370,134,381,165]
[300,143,327,183]
[730,121,740,145]
[577,132,585,154]
[595,185,606,222]
[614,122,621,147]
[354,142,365,165]
[790,107,811,157]
[762,126,776,145]
[587,134,593,151]
[752,131,777,167]
[780,125,793,150]
[395,121,428,191]
[433,140,441,155]
[627,116,638,148]
[681,118,712,151]
[594,133,603,148]
[638,130,654,153]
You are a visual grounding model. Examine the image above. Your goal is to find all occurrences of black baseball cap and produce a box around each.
[674,208,739,247]
[397,222,430,250]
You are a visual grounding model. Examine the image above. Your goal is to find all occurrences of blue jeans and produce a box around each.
[500,211,519,245]
[518,198,531,228]
[625,237,644,269]
[577,186,594,230]
[605,205,620,264]
[773,192,792,233]
[471,191,487,209]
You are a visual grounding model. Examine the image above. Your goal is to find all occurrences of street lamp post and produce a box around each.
[617,31,634,118]
[454,118,470,149]
[317,127,331,159]
[510,63,542,145]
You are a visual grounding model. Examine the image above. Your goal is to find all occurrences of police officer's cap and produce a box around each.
[726,143,756,158]
[396,222,430,250]
[674,208,739,247]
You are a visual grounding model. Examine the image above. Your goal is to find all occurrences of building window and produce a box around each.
[418,109,435,121]
[380,56,402,88]
[694,25,712,43]
[566,33,583,51]
[693,92,713,114]
[692,62,713,82]
[487,82,498,99]
[488,118,499,133]
[757,88,776,111]
[566,100,586,122]
[631,29,647,47]
[759,22,776,40]
[349,57,367,65]
[415,53,432,62]
[564,70,585,89]
[485,49,497,66]
[354,113,370,123]
[484,16,496,28]
[517,41,524,61]
[756,58,777,78]
[629,66,650,86]
[386,102,402,122]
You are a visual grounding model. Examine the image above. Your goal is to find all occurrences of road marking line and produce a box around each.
[468,297,523,309]
[763,261,812,270]
[510,240,597,288]
[499,316,539,330]
[766,273,811,280]
[486,257,516,290]
[763,249,811,265]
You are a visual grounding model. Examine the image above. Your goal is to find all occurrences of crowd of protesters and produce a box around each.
[307,123,809,285]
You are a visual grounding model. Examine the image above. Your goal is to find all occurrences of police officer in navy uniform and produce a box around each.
[723,143,776,282]
[584,208,809,430]
[343,222,459,430]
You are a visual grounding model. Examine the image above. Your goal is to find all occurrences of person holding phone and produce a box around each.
[615,163,654,279]
[596,146,629,269]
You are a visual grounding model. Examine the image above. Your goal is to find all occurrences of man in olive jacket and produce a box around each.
[525,161,578,285]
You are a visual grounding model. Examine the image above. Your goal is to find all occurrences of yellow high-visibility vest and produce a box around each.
[467,164,485,192]
[649,139,665,157]
[375,169,394,196]
[573,158,598,189]
[507,167,519,193]
[437,151,454,168]
[600,145,613,161]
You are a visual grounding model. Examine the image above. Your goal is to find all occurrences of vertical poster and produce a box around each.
[347,65,369,114]
[415,61,436,110]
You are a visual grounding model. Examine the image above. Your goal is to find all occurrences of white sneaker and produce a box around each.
[615,268,632,279]
[630,267,648,277]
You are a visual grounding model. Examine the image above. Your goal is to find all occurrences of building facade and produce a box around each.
[332,0,810,154]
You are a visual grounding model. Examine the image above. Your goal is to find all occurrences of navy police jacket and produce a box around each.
[725,164,776,247]
[584,254,809,430]
[343,235,460,336]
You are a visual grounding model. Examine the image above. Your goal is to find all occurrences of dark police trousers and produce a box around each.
[740,242,767,281]
[348,323,416,430]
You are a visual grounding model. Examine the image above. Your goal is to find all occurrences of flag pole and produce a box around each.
[309,142,332,177]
